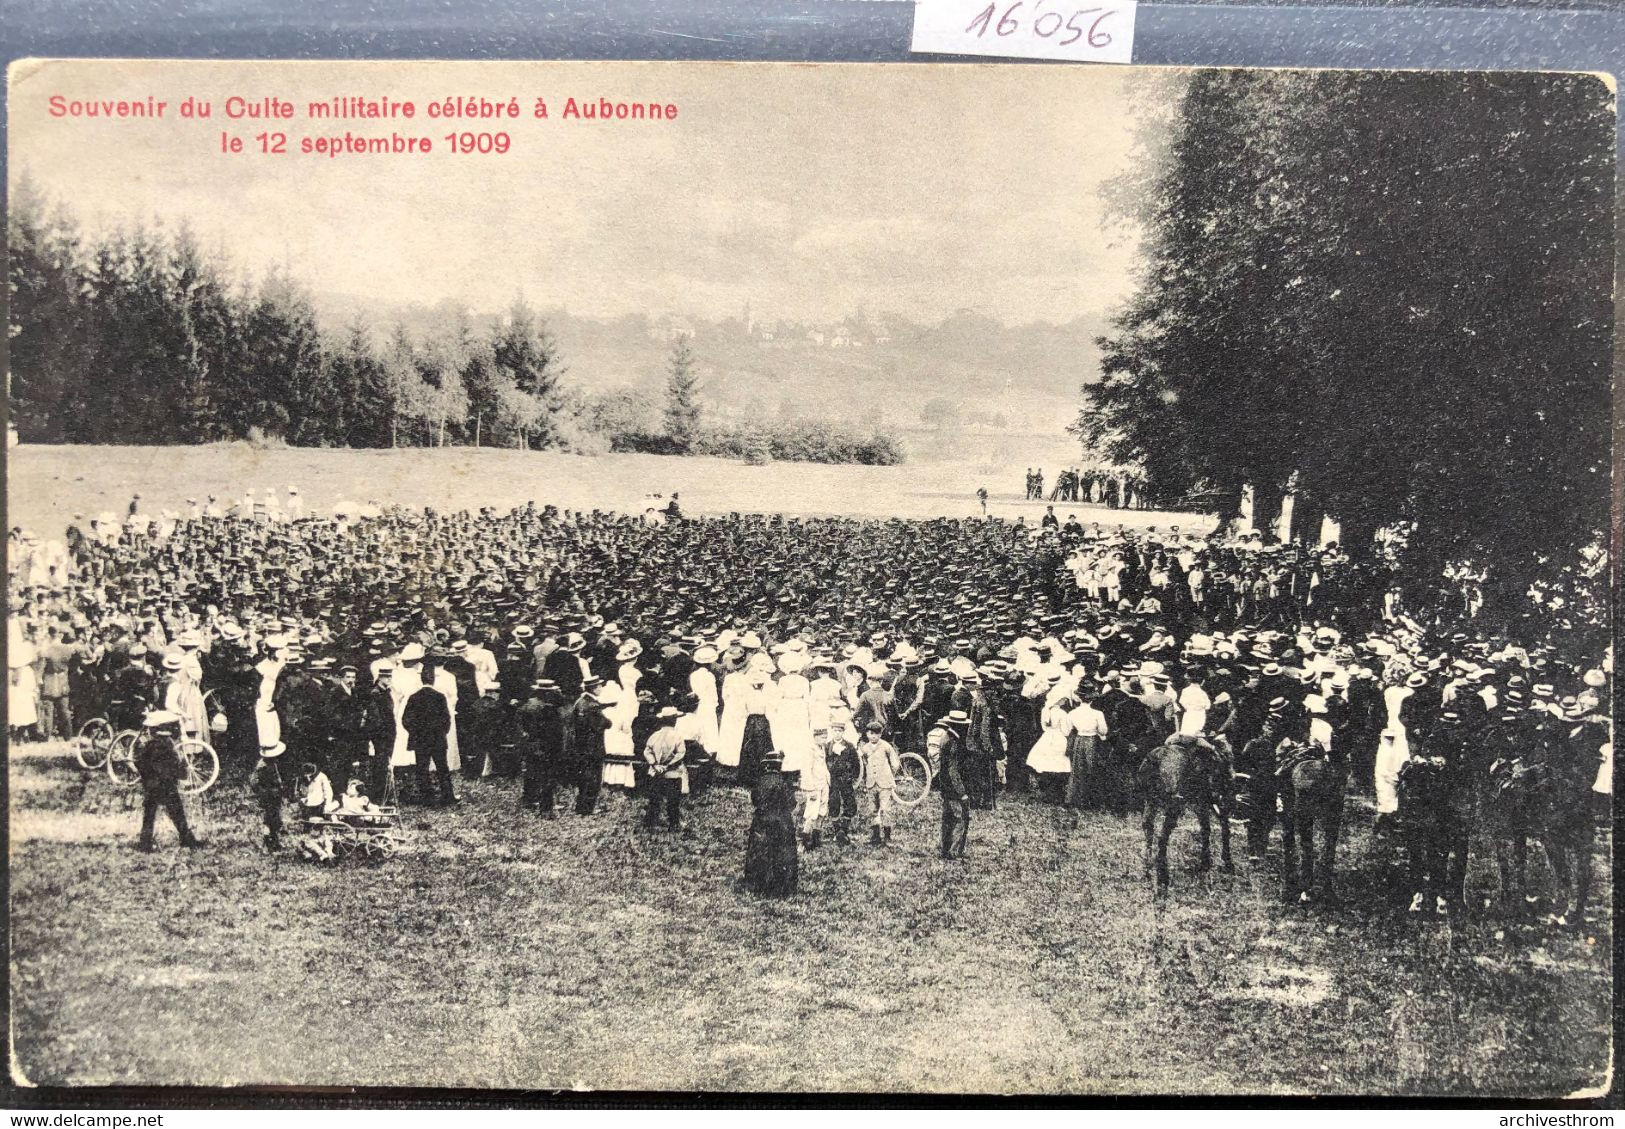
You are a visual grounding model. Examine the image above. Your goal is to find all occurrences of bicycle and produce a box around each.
[72,716,119,770]
[892,749,935,808]
[106,727,221,795]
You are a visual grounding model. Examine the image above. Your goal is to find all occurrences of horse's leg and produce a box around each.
[1196,803,1213,873]
[1514,830,1530,911]
[1248,773,1274,862]
[1406,821,1429,912]
[1447,836,1469,914]
[1495,833,1514,914]
[1298,805,1316,903]
[1156,803,1178,891]
[1142,798,1156,878]
[1447,806,1472,913]
[1546,838,1573,922]
[1280,796,1298,904]
[1575,831,1592,927]
[1321,789,1344,905]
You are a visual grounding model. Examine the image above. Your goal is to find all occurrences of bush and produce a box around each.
[584,415,904,465]
[240,426,289,450]
[694,420,904,466]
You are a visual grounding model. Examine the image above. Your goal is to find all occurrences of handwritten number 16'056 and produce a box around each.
[964,3,1116,46]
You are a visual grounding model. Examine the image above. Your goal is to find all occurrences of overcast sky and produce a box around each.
[10,59,1171,325]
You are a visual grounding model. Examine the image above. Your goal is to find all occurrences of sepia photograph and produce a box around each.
[4,58,1615,1097]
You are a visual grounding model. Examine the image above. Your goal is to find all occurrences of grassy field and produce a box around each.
[8,740,1612,1096]
[5,441,1212,537]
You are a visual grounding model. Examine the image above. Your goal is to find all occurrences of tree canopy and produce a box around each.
[1077,69,1614,605]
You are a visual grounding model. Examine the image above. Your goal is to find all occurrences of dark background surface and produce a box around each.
[0,0,1621,193]
[1,0,1621,1113]
[0,1,1620,70]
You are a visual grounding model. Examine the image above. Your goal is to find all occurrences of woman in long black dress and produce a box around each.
[737,669,776,788]
[744,750,798,897]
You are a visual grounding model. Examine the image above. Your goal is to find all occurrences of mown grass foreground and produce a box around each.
[8,741,1612,1095]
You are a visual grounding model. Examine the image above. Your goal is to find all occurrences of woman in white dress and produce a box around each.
[688,645,721,757]
[1026,690,1076,801]
[162,653,210,739]
[807,660,842,735]
[8,626,39,738]
[388,645,425,770]
[616,639,644,700]
[1375,671,1422,828]
[771,655,817,776]
[717,665,750,770]
[255,642,288,748]
[599,681,638,790]
[433,661,462,773]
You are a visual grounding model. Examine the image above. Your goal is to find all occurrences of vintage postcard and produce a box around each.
[5,58,1614,1097]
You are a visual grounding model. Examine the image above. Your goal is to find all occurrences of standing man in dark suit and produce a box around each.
[518,678,566,815]
[443,641,481,778]
[937,710,972,860]
[135,711,203,852]
[543,632,587,703]
[364,663,398,802]
[572,674,611,815]
[328,664,369,791]
[402,660,455,808]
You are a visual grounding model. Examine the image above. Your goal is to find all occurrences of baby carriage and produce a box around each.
[297,764,410,862]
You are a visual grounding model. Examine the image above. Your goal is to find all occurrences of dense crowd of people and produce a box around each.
[6,491,1611,908]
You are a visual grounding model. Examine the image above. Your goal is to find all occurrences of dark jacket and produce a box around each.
[365,686,398,754]
[401,684,451,753]
[572,695,610,762]
[136,731,185,792]
[518,696,566,762]
[542,648,585,702]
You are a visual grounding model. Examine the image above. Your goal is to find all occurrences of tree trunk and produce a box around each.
[1253,485,1284,541]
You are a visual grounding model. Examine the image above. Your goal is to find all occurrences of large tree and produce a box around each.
[1081,69,1614,610]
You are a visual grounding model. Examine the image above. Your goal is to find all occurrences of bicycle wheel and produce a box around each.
[893,752,933,808]
[177,739,221,795]
[106,731,141,786]
[74,718,115,770]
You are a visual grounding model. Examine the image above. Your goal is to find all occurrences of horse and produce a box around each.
[1396,753,1473,916]
[1136,735,1234,894]
[1480,750,1596,926]
[1277,740,1347,905]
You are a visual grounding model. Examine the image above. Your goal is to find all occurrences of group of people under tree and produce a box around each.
[7,491,1610,913]
[1024,467,1145,510]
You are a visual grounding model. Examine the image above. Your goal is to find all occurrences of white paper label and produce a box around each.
[910,0,1136,63]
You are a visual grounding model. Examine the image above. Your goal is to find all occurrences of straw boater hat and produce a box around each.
[260,741,286,759]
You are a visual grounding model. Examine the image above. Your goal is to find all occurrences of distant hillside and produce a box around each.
[310,294,1109,433]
